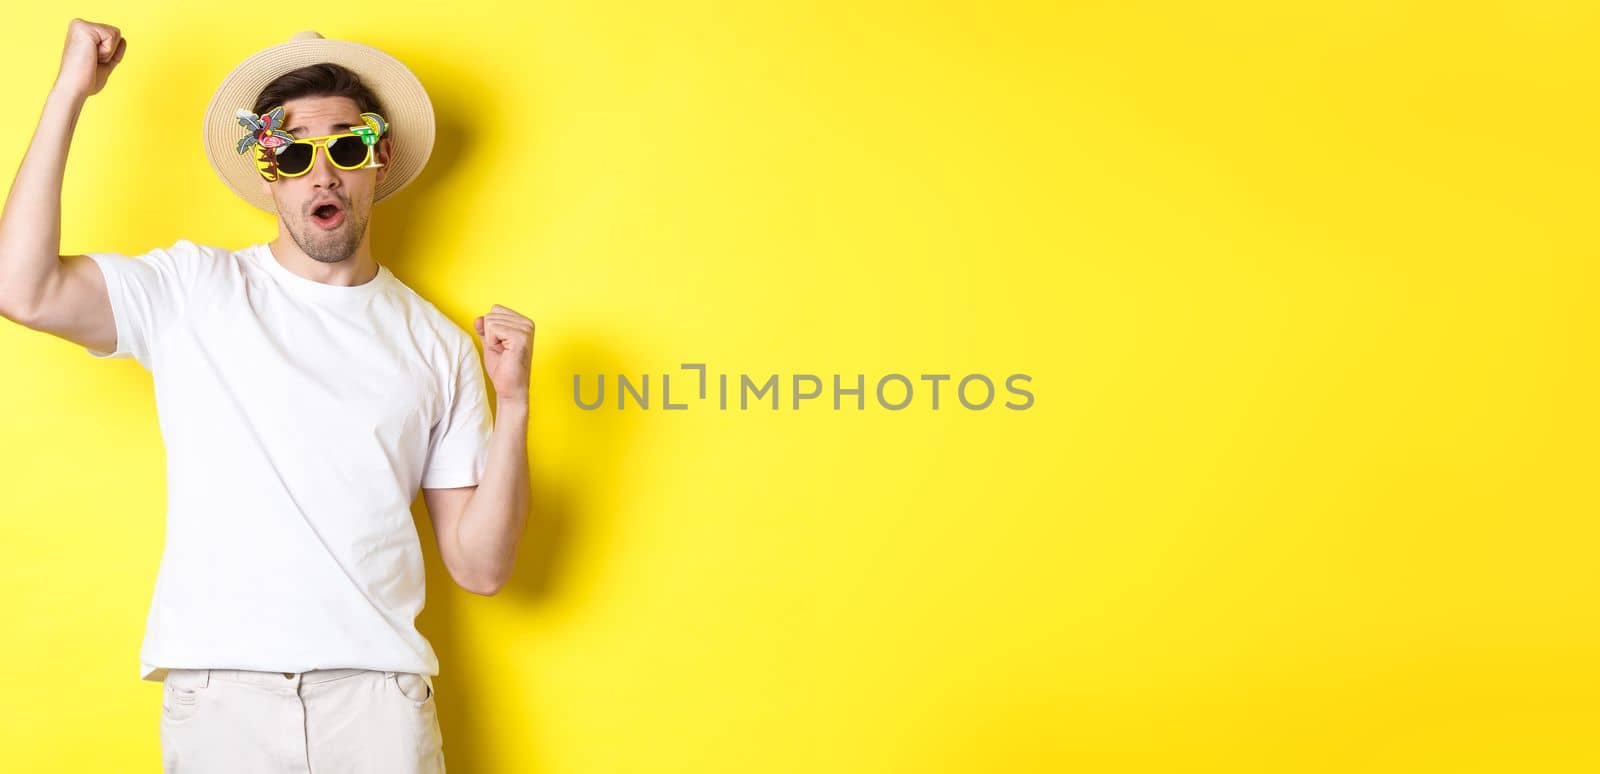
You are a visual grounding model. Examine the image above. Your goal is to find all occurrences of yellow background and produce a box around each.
[1,1,1595,771]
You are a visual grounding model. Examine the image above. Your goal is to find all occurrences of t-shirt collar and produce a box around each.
[253,243,391,302]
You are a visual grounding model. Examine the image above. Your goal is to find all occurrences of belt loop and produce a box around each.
[200,669,211,689]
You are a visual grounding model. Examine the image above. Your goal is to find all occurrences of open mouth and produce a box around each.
[311,202,346,230]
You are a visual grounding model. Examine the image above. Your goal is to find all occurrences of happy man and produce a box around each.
[0,20,534,773]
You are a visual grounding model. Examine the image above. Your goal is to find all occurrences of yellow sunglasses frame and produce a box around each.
[256,131,383,181]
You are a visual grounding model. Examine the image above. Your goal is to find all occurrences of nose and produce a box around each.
[308,148,342,191]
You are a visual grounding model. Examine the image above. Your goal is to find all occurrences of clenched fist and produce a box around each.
[54,19,127,100]
[473,304,535,404]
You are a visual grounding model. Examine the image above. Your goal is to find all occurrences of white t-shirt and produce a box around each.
[85,239,491,690]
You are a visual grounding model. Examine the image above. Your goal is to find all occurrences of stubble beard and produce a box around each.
[287,204,370,264]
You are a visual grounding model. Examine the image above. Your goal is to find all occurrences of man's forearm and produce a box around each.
[0,86,82,319]
[454,397,531,593]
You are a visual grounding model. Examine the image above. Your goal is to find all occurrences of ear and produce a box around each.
[375,137,393,185]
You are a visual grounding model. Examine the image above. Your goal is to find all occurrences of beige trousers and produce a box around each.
[159,667,445,773]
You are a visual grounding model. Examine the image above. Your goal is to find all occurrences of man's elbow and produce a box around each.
[457,570,507,597]
[0,293,37,326]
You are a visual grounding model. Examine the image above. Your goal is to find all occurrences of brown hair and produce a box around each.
[252,63,385,118]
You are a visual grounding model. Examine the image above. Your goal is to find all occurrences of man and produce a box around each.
[0,20,534,773]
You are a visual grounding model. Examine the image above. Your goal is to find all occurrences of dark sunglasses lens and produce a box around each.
[276,143,314,175]
[329,137,369,168]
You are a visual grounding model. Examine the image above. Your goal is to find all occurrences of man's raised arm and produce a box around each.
[0,19,126,353]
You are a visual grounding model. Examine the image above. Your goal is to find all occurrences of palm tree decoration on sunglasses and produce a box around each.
[235,105,295,180]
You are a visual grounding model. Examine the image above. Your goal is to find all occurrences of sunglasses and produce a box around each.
[237,107,391,182]
[256,131,383,180]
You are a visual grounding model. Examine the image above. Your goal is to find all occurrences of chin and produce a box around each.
[291,227,360,264]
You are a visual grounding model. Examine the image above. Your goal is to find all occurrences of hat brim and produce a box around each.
[203,37,435,215]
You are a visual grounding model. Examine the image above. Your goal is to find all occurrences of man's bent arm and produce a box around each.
[454,397,532,594]
[0,19,124,354]
[0,85,87,320]
[424,395,531,596]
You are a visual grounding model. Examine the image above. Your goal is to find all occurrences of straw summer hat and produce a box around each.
[202,31,435,214]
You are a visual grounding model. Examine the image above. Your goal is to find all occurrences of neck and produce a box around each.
[266,228,379,287]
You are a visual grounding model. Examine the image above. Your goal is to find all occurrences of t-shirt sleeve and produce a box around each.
[420,343,494,489]
[81,240,204,368]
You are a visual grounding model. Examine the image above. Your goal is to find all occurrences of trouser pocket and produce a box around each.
[388,671,434,704]
[162,669,208,723]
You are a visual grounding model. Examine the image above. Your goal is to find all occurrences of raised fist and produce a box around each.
[55,19,127,100]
